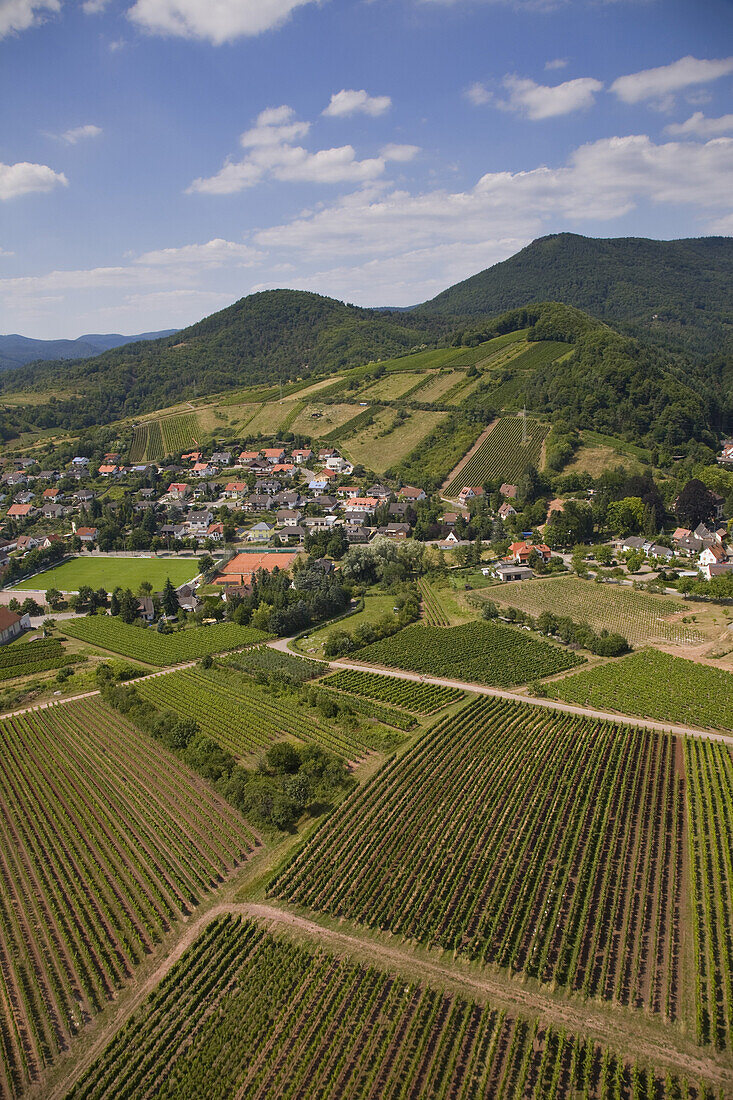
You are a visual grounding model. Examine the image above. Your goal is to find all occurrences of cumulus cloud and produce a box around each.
[464,82,492,106]
[58,124,103,144]
[323,89,392,118]
[0,161,68,201]
[126,0,320,44]
[0,0,59,38]
[665,112,733,138]
[498,74,603,119]
[187,106,387,195]
[135,238,263,266]
[611,55,733,104]
[545,58,568,71]
[381,143,420,162]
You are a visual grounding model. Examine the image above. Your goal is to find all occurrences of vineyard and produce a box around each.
[310,685,416,731]
[321,667,464,714]
[67,915,712,1100]
[0,699,257,1098]
[135,666,393,758]
[0,638,74,682]
[418,576,450,626]
[272,697,685,1022]
[356,620,583,686]
[222,644,327,683]
[445,416,549,496]
[488,576,705,648]
[550,649,733,730]
[129,413,201,462]
[685,738,733,1048]
[60,618,268,665]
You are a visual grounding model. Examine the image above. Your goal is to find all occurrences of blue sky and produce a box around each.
[1,0,732,338]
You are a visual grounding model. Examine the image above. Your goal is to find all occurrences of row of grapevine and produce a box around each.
[685,737,733,1048]
[321,667,463,714]
[445,416,549,496]
[418,577,450,627]
[0,699,257,1098]
[68,915,713,1100]
[61,618,268,665]
[356,620,583,686]
[160,414,201,456]
[135,666,387,758]
[310,685,416,733]
[0,639,75,682]
[271,697,682,1023]
[222,644,327,683]
[489,577,704,648]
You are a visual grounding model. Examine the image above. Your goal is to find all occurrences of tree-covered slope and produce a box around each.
[0,290,442,430]
[0,329,178,371]
[416,233,733,356]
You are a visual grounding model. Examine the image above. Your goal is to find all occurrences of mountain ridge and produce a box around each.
[0,329,179,372]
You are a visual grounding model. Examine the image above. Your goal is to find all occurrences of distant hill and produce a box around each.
[415,233,733,356]
[0,330,179,372]
[0,290,444,429]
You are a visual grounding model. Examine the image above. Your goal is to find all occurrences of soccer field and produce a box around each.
[13,555,200,592]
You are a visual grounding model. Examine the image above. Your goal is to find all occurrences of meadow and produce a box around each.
[488,577,706,648]
[67,915,711,1100]
[549,649,733,730]
[0,699,257,1097]
[14,555,199,593]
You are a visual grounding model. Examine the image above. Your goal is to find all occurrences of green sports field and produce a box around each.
[13,556,200,593]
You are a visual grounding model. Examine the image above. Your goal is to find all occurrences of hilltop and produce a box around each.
[416,233,733,356]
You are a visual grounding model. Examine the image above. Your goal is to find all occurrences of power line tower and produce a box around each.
[522,402,527,446]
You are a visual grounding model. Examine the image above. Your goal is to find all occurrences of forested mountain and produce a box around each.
[0,290,443,431]
[0,329,178,372]
[416,233,733,356]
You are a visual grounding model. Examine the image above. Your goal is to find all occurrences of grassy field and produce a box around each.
[288,401,366,437]
[358,372,426,400]
[563,430,650,477]
[297,593,398,658]
[488,576,708,648]
[343,409,448,474]
[549,648,733,730]
[13,555,199,592]
[356,620,583,686]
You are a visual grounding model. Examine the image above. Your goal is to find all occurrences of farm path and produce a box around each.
[44,898,733,1097]
[439,417,497,494]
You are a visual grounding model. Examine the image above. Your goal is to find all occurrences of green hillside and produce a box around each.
[416,233,733,356]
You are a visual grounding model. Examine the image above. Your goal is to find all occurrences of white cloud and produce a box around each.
[58,124,103,144]
[381,143,420,162]
[545,58,568,71]
[126,0,320,44]
[323,89,392,118]
[0,247,15,257]
[499,74,603,119]
[0,161,68,201]
[611,55,733,104]
[464,82,492,106]
[0,0,59,38]
[82,0,109,12]
[665,111,733,138]
[135,238,263,266]
[188,105,388,195]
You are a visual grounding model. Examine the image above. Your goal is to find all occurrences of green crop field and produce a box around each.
[61,617,268,664]
[418,576,450,625]
[67,915,711,1100]
[549,649,733,730]
[344,409,448,475]
[321,667,464,713]
[0,637,75,681]
[488,576,706,648]
[128,419,163,462]
[445,416,550,495]
[272,697,687,1021]
[13,555,199,593]
[356,620,583,686]
[129,413,201,461]
[310,685,417,731]
[135,666,393,758]
[0,699,257,1097]
[222,644,327,683]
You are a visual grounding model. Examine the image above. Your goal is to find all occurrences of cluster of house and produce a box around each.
[619,520,732,579]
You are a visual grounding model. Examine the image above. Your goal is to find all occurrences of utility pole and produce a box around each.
[522,402,527,446]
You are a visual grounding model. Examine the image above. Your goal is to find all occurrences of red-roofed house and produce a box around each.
[509,540,551,564]
[43,487,60,499]
[238,451,261,464]
[169,483,191,500]
[6,503,35,518]
[262,447,286,464]
[207,522,225,542]
[398,486,426,502]
[0,608,30,645]
[182,451,202,462]
[224,481,248,498]
[347,496,379,514]
[98,464,121,477]
[75,526,98,544]
[458,486,484,504]
[292,449,313,464]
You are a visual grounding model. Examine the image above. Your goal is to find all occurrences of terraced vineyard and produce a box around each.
[550,649,733,730]
[68,915,711,1100]
[488,577,705,648]
[418,576,450,626]
[61,618,268,665]
[445,416,549,496]
[321,667,464,714]
[356,620,583,686]
[686,737,733,1048]
[0,638,75,681]
[0,699,257,1098]
[135,666,391,758]
[272,697,684,1022]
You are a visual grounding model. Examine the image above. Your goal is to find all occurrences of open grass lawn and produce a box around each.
[358,372,425,400]
[288,401,365,437]
[344,409,448,474]
[297,592,398,658]
[13,555,200,592]
[549,648,733,730]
